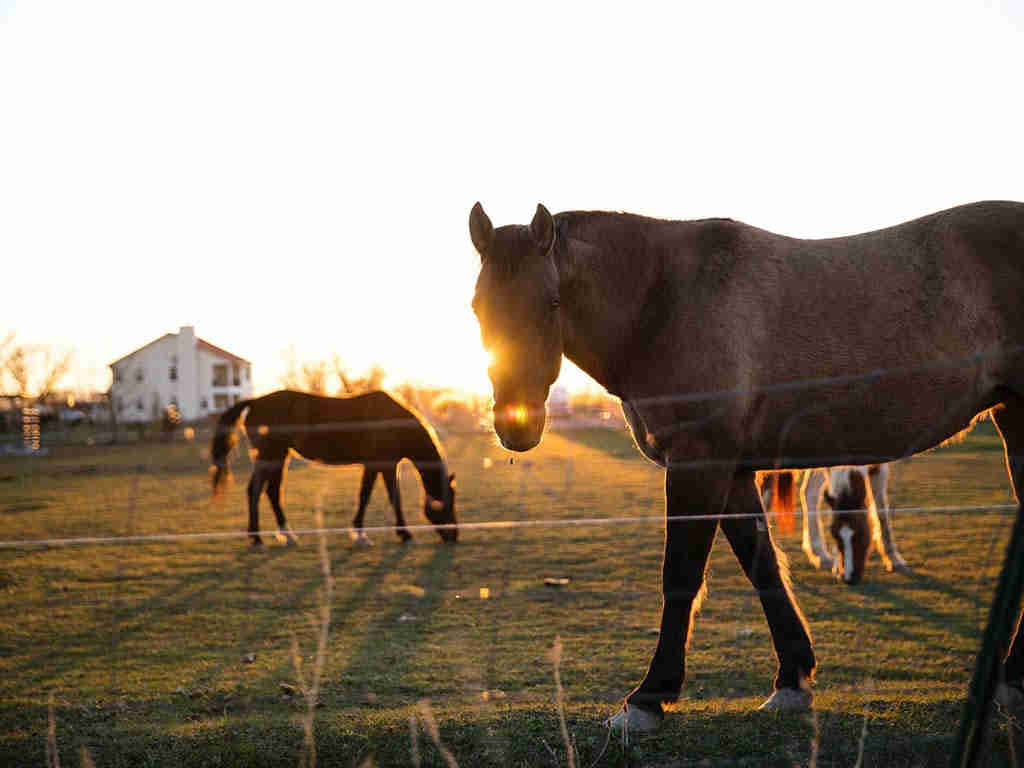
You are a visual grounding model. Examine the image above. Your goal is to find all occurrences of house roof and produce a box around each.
[109,332,250,367]
[195,339,250,366]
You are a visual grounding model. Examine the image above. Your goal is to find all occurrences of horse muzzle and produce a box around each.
[493,402,546,452]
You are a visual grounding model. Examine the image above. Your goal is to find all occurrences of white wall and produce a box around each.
[110,328,253,423]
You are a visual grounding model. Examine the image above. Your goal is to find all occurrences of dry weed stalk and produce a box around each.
[415,699,459,768]
[551,636,578,768]
[408,712,421,767]
[807,707,820,768]
[45,692,60,768]
[853,679,874,768]
[292,505,334,768]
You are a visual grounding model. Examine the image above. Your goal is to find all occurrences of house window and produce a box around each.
[212,364,228,387]
[232,364,240,386]
[135,368,144,383]
[169,365,177,381]
[117,397,124,411]
[200,398,208,410]
[114,369,124,383]
[136,398,144,411]
[244,366,250,382]
[214,394,230,410]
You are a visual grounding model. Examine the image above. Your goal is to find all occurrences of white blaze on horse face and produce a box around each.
[838,524,855,583]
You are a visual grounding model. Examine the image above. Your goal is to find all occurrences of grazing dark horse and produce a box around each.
[468,200,1024,733]
[211,390,457,547]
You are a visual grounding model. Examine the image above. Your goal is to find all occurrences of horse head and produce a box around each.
[824,469,872,585]
[424,471,458,543]
[469,202,563,451]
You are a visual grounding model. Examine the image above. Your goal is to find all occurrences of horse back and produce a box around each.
[243,390,429,466]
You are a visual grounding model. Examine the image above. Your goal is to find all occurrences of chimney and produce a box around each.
[177,326,198,420]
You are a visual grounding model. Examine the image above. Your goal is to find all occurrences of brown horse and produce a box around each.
[211,390,457,546]
[468,200,1024,733]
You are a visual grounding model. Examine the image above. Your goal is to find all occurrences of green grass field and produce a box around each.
[0,422,1021,767]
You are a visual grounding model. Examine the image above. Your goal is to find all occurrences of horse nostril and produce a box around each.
[508,405,529,425]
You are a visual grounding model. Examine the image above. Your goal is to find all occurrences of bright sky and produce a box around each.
[2,1,1023,397]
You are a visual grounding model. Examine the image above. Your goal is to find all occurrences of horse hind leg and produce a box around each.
[800,469,834,571]
[721,472,815,711]
[382,464,413,542]
[350,467,378,547]
[247,467,269,550]
[974,403,1024,720]
[265,459,298,546]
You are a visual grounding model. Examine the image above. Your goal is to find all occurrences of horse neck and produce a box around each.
[409,439,446,499]
[554,228,656,397]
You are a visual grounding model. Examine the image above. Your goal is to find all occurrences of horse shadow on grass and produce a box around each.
[5,538,384,716]
[295,542,455,710]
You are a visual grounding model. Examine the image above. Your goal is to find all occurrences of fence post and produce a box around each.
[952,503,1024,767]
[21,406,40,453]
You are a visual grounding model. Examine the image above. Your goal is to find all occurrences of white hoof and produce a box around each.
[349,531,373,548]
[757,687,812,713]
[887,554,909,572]
[603,704,663,733]
[803,548,835,572]
[275,529,299,547]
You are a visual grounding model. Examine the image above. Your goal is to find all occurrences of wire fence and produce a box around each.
[2,413,1023,767]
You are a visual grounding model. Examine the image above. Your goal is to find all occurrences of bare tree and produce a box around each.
[280,348,387,396]
[0,333,73,403]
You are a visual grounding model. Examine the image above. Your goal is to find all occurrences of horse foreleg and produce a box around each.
[612,465,725,731]
[382,465,412,542]
[351,467,378,547]
[247,467,269,549]
[868,464,907,572]
[800,469,834,570]
[721,472,815,710]
[266,459,298,546]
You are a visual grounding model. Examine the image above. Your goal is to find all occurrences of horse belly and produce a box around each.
[751,369,993,467]
[292,429,367,466]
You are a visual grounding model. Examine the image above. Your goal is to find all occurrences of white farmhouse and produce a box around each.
[109,326,253,422]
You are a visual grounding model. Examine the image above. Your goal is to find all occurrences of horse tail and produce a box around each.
[770,471,796,535]
[211,399,252,496]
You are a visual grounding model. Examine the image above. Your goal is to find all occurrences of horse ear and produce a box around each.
[530,203,554,254]
[469,202,493,260]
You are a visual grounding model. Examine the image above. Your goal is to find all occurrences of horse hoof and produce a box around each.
[398,534,415,544]
[275,530,299,547]
[603,704,663,733]
[249,542,266,553]
[888,556,909,573]
[757,687,813,713]
[350,531,373,548]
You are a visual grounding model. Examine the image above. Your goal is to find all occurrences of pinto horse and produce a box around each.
[468,200,1024,734]
[211,390,457,547]
[760,464,907,584]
